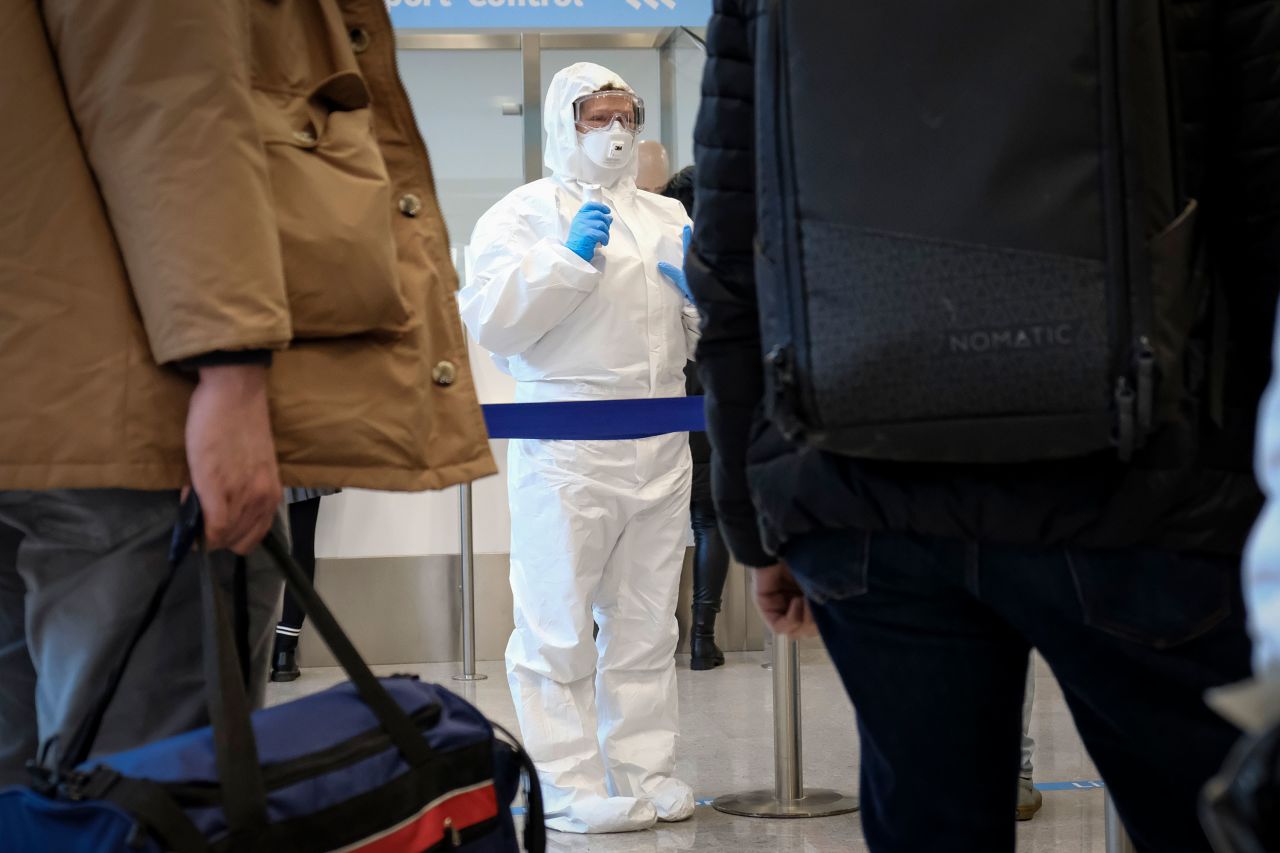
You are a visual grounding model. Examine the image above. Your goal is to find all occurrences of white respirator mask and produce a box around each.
[580,120,637,169]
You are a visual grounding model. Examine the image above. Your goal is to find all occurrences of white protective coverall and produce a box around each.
[1248,311,1280,681]
[460,63,698,834]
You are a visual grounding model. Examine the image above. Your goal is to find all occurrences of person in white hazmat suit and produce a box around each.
[460,63,698,835]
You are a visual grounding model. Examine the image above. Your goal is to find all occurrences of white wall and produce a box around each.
[671,38,706,170]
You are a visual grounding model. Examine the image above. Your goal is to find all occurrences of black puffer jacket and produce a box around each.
[689,0,1280,568]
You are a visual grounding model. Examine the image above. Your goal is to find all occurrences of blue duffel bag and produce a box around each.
[0,512,544,853]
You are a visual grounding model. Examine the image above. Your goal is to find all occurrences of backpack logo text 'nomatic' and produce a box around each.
[948,324,1075,354]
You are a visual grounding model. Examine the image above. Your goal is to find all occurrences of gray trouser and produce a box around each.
[0,490,283,787]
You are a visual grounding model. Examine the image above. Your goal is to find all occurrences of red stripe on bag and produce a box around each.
[344,783,500,852]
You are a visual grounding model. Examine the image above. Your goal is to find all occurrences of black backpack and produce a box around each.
[754,0,1212,463]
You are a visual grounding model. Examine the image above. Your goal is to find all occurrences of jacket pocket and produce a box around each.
[250,1,416,340]
[780,529,871,605]
[1066,546,1234,650]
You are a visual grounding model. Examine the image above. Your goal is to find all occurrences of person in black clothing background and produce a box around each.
[663,166,728,670]
[271,489,334,682]
[686,363,728,670]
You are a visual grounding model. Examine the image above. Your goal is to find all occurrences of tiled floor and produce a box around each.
[269,652,1106,852]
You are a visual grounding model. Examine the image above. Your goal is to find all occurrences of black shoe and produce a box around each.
[271,647,300,683]
[690,606,725,671]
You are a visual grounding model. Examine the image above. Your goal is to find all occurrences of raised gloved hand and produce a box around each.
[565,202,612,262]
[658,225,694,302]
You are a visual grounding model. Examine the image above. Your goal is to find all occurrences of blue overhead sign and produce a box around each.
[387,0,712,30]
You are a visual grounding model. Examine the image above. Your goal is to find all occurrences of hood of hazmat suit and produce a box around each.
[543,62,639,188]
[460,62,698,404]
[456,63,698,834]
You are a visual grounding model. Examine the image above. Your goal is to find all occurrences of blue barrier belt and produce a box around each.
[482,396,706,440]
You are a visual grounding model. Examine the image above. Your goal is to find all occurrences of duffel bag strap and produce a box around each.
[178,494,434,772]
[99,773,211,853]
[233,556,253,691]
[258,527,434,767]
[183,493,439,845]
[198,545,271,844]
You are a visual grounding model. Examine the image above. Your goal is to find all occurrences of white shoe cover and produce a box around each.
[545,795,658,834]
[647,777,695,823]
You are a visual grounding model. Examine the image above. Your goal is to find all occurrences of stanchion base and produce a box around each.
[451,673,489,682]
[713,788,858,819]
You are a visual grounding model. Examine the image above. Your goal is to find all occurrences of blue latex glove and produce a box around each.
[658,225,695,302]
[565,202,612,262]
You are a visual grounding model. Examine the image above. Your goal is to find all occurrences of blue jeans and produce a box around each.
[784,530,1250,853]
[0,490,283,786]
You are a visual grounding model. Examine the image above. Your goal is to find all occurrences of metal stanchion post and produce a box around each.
[453,482,487,682]
[714,634,857,818]
[773,632,803,803]
[1105,792,1136,853]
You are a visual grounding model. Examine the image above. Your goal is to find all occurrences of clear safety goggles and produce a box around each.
[573,90,645,133]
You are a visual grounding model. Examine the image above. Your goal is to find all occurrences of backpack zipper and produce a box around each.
[1114,377,1136,461]
[1136,336,1155,435]
[1102,0,1162,455]
[1099,0,1150,456]
[766,344,807,442]
[767,0,816,440]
